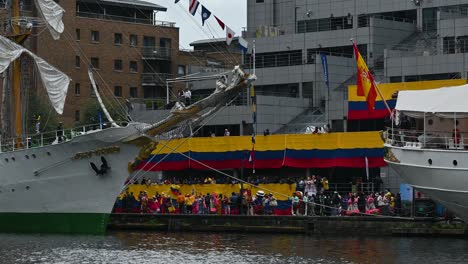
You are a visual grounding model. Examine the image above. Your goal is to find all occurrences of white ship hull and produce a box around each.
[0,123,145,234]
[385,145,468,222]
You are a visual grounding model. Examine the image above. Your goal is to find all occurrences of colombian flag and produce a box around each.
[353,41,377,111]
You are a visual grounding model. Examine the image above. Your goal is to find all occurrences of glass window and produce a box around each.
[129,61,138,72]
[114,59,123,71]
[114,33,123,45]
[91,30,99,42]
[177,65,186,76]
[130,34,138,47]
[90,57,99,69]
[130,87,138,98]
[75,110,80,122]
[114,86,122,97]
[74,83,80,96]
[75,55,80,68]
[76,28,80,41]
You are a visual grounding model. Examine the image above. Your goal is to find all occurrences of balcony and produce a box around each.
[141,73,173,86]
[141,47,172,60]
[76,11,176,27]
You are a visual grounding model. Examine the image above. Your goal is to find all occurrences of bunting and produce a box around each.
[226,26,235,45]
[214,15,225,30]
[189,0,200,16]
[201,5,211,26]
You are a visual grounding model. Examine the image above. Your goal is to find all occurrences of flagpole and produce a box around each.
[253,40,256,76]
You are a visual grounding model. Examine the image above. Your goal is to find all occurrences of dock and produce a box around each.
[108,214,468,237]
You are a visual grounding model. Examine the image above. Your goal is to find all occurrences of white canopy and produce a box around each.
[0,35,70,114]
[395,84,468,116]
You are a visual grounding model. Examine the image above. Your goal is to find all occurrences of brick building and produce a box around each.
[1,0,180,126]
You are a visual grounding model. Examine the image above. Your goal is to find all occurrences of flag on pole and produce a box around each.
[189,0,200,16]
[320,52,330,89]
[365,156,369,181]
[238,37,249,54]
[226,26,235,45]
[214,15,225,30]
[201,5,211,26]
[352,41,377,111]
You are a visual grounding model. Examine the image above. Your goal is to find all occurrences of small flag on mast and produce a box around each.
[214,15,225,30]
[238,37,249,53]
[226,26,235,45]
[201,5,211,26]
[189,0,200,16]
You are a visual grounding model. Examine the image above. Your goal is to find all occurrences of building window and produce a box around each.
[114,86,122,97]
[130,87,138,98]
[114,59,123,71]
[75,55,80,68]
[177,65,186,76]
[114,33,123,45]
[74,83,80,96]
[76,28,80,41]
[90,57,99,69]
[91,30,99,42]
[129,61,138,72]
[130,34,138,46]
[75,110,80,122]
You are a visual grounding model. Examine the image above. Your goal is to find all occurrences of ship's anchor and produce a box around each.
[90,156,110,176]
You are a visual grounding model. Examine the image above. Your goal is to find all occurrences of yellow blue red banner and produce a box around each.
[136,132,386,171]
[348,79,466,120]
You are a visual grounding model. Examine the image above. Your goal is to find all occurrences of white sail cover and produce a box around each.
[35,0,65,40]
[0,35,70,114]
[395,84,468,114]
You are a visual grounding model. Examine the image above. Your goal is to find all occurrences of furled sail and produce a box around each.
[0,35,70,114]
[35,0,65,40]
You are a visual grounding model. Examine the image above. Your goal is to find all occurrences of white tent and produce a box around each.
[395,84,468,118]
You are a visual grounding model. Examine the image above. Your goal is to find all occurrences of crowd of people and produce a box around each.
[116,189,280,216]
[115,174,404,217]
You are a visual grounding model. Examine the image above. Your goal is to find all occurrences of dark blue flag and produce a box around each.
[320,52,329,89]
[201,5,211,26]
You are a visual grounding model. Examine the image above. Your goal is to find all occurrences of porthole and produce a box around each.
[26,186,30,190]
[453,160,458,166]
[11,157,15,161]
[25,155,29,159]
[47,152,51,156]
[11,189,15,192]
[428,159,432,165]
[4,158,8,162]
[32,154,36,159]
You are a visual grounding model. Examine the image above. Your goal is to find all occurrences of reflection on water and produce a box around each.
[1,232,467,263]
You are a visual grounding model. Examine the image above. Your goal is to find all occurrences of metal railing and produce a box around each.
[141,47,172,60]
[141,73,173,86]
[385,127,465,150]
[0,122,127,153]
[76,11,176,27]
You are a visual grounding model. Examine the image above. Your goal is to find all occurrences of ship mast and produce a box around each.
[10,0,30,147]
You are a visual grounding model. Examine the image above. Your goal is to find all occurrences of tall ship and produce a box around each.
[384,84,468,222]
[0,0,255,234]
